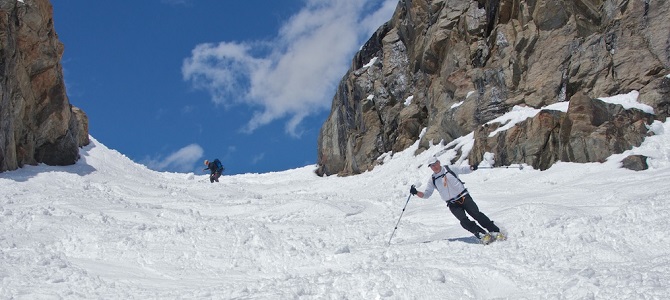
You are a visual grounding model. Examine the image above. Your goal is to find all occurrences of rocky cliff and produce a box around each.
[0,0,88,172]
[317,0,669,176]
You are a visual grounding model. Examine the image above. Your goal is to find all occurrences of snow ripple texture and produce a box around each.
[2,121,670,299]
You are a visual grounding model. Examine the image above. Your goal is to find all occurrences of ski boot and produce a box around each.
[477,232,494,245]
[491,232,507,241]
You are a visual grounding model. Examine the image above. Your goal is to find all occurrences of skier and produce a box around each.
[203,159,224,183]
[410,157,504,244]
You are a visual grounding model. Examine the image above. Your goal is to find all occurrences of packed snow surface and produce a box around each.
[2,123,670,298]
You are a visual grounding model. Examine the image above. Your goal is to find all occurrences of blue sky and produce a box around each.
[52,0,396,175]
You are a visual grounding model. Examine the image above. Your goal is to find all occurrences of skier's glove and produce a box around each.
[410,185,418,195]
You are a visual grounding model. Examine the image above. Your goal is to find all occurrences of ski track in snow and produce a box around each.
[2,121,670,298]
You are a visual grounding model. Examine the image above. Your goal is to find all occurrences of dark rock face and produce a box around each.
[317,0,669,176]
[0,0,89,172]
[470,92,655,170]
[621,155,648,171]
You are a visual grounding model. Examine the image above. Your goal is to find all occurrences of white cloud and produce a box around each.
[359,0,397,33]
[251,153,265,165]
[144,144,204,172]
[182,0,397,137]
[181,105,194,114]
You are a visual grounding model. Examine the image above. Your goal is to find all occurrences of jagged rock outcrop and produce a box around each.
[0,0,89,172]
[621,154,648,171]
[470,92,655,170]
[317,0,669,176]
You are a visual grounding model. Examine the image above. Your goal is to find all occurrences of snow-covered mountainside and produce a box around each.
[2,119,669,298]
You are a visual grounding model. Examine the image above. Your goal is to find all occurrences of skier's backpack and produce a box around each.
[213,159,224,172]
[432,165,464,188]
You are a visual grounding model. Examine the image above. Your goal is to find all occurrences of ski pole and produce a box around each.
[388,194,413,245]
[476,165,524,170]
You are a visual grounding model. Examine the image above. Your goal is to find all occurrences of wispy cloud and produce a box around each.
[251,153,265,165]
[144,144,204,172]
[182,0,397,137]
[161,0,192,6]
[181,105,194,114]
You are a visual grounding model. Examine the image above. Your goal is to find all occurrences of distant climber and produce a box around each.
[204,159,224,183]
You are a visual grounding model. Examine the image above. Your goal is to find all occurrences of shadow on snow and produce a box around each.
[0,143,98,182]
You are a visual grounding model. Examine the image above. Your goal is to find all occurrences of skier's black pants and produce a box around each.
[447,194,499,236]
[210,172,221,183]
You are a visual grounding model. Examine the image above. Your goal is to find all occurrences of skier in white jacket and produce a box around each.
[411,157,504,244]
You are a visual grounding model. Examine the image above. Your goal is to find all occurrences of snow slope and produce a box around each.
[2,123,670,298]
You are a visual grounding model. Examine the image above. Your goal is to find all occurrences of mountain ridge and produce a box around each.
[317,0,669,176]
